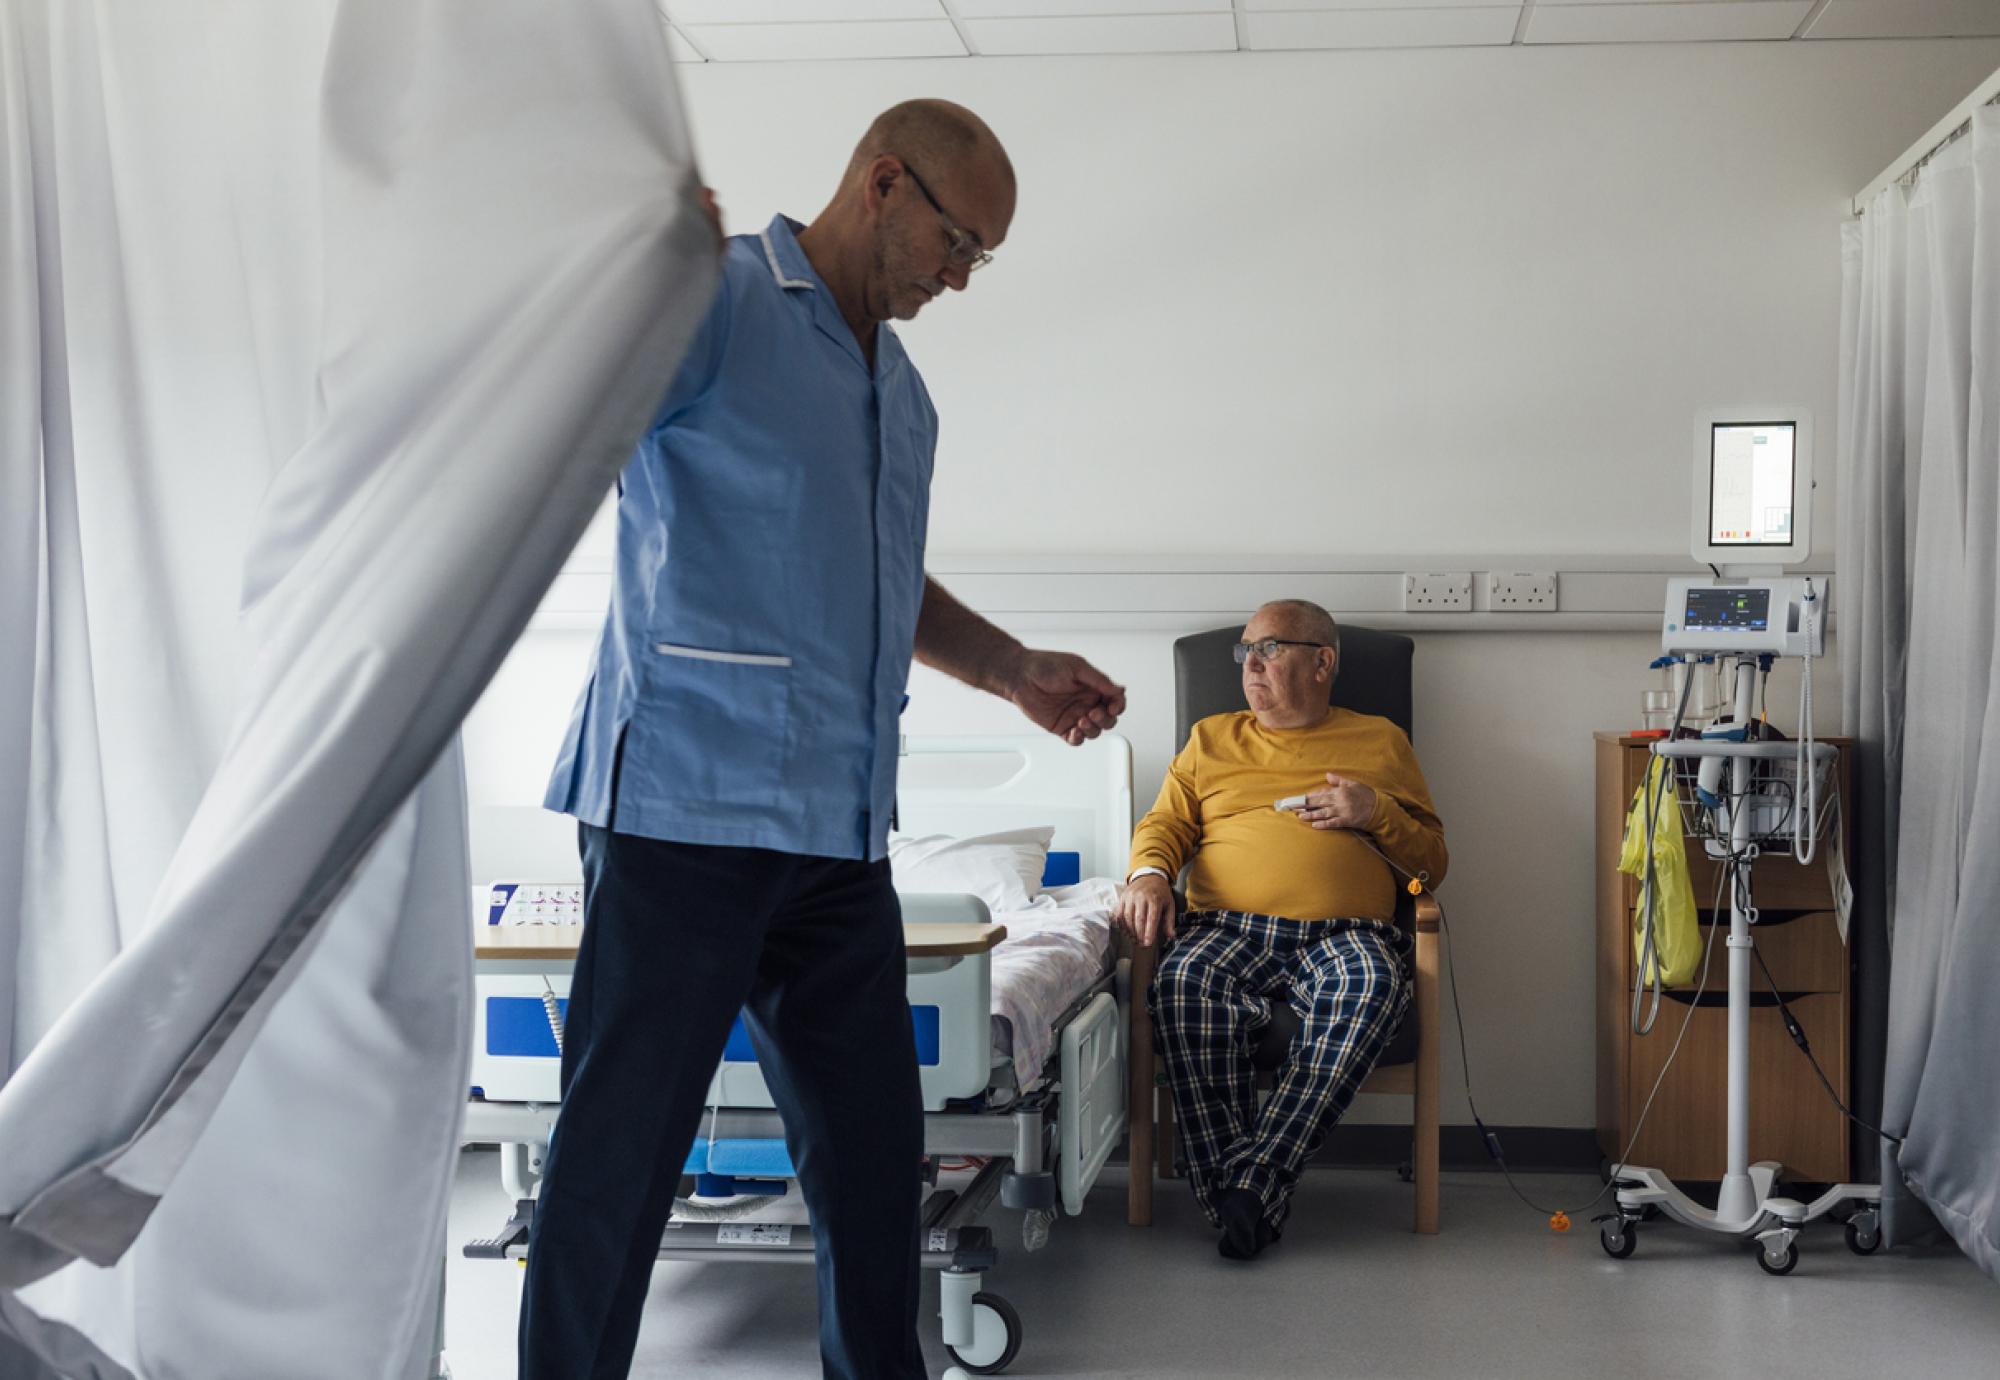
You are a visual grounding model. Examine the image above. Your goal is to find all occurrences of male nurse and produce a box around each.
[521,99,1125,1380]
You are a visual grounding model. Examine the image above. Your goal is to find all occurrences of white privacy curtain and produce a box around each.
[0,1,718,1374]
[1840,110,2000,1278]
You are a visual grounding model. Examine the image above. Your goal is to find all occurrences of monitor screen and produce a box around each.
[1709,422,1796,547]
[1684,587,1771,633]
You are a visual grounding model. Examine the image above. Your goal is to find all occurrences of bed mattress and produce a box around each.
[984,877,1119,1084]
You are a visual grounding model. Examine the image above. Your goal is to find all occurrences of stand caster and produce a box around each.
[1758,1241,1799,1276]
[944,1293,1022,1375]
[1845,1211,1882,1256]
[1599,1220,1638,1259]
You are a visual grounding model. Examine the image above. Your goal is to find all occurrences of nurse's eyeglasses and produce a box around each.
[901,162,994,273]
[1232,639,1328,664]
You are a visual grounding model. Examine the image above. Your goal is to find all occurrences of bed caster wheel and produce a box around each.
[945,1292,1022,1375]
[1845,1214,1882,1256]
[1758,1241,1799,1276]
[1396,1159,1414,1184]
[1599,1220,1637,1259]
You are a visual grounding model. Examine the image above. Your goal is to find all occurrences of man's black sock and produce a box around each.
[1215,1189,1274,1260]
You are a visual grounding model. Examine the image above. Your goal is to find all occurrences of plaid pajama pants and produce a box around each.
[1151,909,1411,1231]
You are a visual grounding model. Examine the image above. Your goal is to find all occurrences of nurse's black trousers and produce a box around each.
[518,825,927,1380]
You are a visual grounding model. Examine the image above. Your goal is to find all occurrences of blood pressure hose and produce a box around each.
[1632,663,1697,1036]
[1793,579,1820,865]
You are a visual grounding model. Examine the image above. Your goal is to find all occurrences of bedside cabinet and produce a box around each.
[1594,733,1853,1184]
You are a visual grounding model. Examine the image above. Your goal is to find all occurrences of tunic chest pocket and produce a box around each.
[632,642,794,808]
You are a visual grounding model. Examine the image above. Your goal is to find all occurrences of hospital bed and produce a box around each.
[459,733,1135,1375]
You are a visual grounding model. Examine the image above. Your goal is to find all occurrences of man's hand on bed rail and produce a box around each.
[1112,872,1176,947]
[1007,649,1127,746]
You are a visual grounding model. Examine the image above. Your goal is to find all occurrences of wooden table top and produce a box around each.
[474,921,1009,962]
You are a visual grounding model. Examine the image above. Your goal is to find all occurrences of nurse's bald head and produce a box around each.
[803,99,1014,327]
[842,100,1015,215]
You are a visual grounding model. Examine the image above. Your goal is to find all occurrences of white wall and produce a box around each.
[465,37,2000,1130]
[667,38,2000,561]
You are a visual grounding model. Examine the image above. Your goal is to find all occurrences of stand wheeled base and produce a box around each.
[1601,1162,1882,1274]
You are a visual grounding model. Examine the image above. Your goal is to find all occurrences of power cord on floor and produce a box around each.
[1436,871,1727,1229]
[1357,833,1731,1231]
[1751,944,1903,1148]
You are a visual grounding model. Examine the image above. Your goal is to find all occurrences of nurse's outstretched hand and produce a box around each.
[1008,650,1127,746]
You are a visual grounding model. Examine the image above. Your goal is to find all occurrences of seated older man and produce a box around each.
[1113,599,1447,1260]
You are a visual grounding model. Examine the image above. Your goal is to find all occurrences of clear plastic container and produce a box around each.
[1641,689,1675,733]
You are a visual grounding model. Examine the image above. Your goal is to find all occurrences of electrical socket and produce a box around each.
[1488,571,1559,612]
[1402,572,1472,612]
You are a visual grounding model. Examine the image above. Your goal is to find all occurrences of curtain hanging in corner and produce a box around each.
[1839,108,2000,1279]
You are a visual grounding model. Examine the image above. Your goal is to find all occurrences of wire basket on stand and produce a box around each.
[1654,738,1838,856]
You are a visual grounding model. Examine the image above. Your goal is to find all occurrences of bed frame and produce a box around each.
[457,732,1134,1375]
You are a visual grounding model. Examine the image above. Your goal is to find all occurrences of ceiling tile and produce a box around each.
[1243,0,1517,8]
[956,0,1227,15]
[685,19,968,60]
[665,25,707,61]
[665,0,943,22]
[1245,6,1522,48]
[1805,0,2000,39]
[966,13,1238,54]
[1527,0,1814,43]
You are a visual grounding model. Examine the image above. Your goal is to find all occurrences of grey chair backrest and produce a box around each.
[1169,621,1421,1068]
[1172,623,1416,747]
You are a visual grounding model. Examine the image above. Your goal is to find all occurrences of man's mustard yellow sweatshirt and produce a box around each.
[1127,708,1447,922]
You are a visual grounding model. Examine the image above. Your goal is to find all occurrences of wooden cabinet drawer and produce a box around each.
[1622,991,1846,1184]
[1626,909,1847,994]
[1681,845,1834,912]
[1617,846,1836,914]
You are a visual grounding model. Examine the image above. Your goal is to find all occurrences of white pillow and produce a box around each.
[888,827,1054,916]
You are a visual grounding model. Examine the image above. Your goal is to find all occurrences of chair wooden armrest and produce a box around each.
[1126,937,1157,1227]
[1410,889,1441,1235]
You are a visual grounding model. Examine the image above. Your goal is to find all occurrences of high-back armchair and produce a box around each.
[1124,623,1442,1233]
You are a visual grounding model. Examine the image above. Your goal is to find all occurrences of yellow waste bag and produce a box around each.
[1618,756,1700,987]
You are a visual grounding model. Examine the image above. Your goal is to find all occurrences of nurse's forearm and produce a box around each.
[914,576,1027,698]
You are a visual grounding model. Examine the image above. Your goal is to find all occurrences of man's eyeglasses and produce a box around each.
[1233,639,1327,665]
[901,161,994,272]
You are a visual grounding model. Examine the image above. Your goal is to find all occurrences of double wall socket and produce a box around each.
[1488,571,1559,612]
[1403,572,1472,612]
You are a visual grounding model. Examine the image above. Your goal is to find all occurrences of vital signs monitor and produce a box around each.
[1690,408,1813,571]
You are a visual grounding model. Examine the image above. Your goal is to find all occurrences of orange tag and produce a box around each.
[1407,879,1422,896]
[1549,1211,1572,1233]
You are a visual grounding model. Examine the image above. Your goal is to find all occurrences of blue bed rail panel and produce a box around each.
[487,997,941,1066]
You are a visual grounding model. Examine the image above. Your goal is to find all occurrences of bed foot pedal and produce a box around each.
[463,1198,534,1260]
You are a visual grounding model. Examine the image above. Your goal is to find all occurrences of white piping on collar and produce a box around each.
[759,228,815,291]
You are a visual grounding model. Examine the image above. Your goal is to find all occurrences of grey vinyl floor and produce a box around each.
[443,1148,1999,1380]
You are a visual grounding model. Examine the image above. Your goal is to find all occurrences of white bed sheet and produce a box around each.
[986,877,1120,1084]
